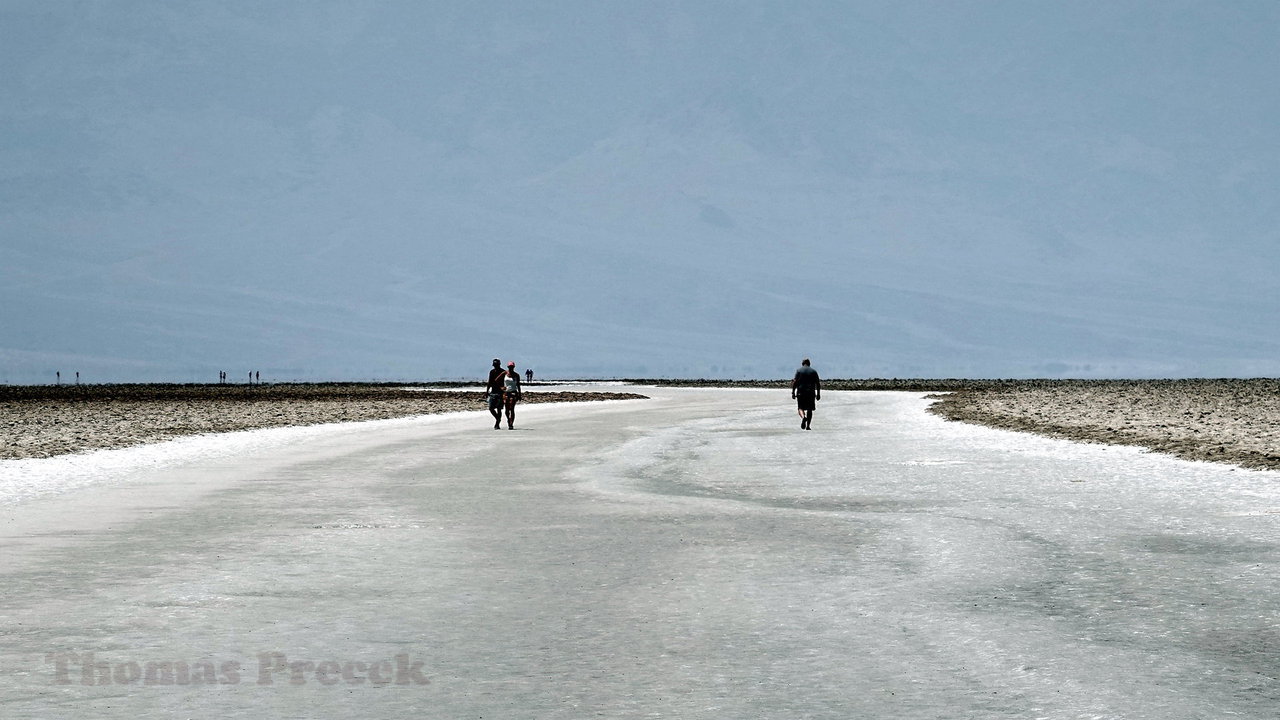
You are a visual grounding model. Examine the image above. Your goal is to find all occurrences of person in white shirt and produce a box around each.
[500,361,523,429]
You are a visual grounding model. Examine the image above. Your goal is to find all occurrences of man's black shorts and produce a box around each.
[796,391,816,411]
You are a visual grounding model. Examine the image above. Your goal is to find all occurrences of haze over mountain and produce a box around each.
[3,1,1277,382]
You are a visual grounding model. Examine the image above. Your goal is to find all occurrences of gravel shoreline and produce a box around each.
[0,384,648,460]
[5,380,1277,471]
[926,379,1280,471]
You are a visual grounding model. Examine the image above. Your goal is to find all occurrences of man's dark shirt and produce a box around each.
[487,367,506,394]
[792,366,820,394]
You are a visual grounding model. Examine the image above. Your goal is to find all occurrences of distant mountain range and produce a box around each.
[3,2,1277,382]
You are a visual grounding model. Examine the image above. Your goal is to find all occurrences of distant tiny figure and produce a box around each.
[255,371,260,384]
[525,368,533,383]
[791,358,821,430]
[56,371,60,386]
[485,358,506,429]
[75,371,79,385]
[501,361,523,430]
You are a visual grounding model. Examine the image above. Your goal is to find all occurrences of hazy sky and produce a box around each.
[3,1,1277,381]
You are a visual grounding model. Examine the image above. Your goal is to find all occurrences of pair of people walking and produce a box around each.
[486,358,523,429]
[484,356,818,431]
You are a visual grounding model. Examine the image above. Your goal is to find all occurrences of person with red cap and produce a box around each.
[499,361,523,429]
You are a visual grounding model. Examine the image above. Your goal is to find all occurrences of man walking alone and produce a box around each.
[792,358,821,430]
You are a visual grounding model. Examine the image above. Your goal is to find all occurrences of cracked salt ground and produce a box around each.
[3,386,1280,718]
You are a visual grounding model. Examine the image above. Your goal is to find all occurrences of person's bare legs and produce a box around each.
[490,395,502,429]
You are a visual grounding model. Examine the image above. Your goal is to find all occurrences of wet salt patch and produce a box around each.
[585,391,1280,526]
[310,523,426,529]
[0,412,463,507]
[399,381,636,389]
[398,382,639,392]
[900,459,972,466]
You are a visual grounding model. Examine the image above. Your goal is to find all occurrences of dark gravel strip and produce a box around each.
[926,379,1280,471]
[0,384,647,460]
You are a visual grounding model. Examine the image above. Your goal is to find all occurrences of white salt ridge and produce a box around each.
[0,411,466,507]
[0,385,640,506]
